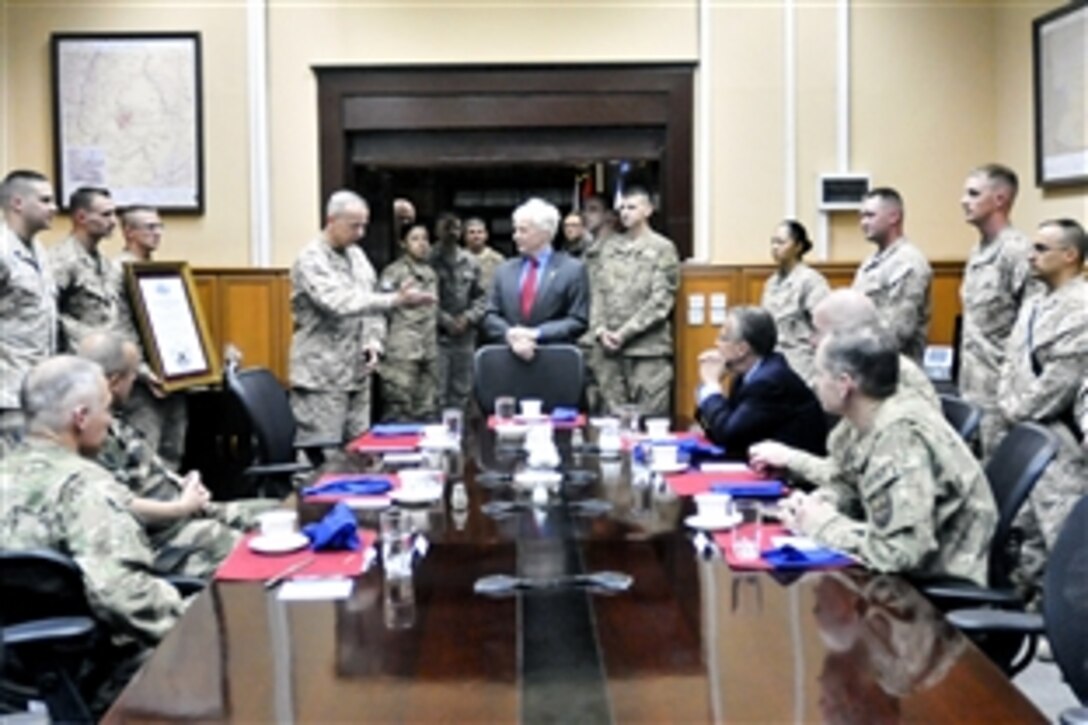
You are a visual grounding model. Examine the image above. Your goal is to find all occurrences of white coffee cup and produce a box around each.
[520,398,543,419]
[421,424,448,442]
[694,493,733,521]
[645,417,671,439]
[258,510,298,539]
[652,443,679,468]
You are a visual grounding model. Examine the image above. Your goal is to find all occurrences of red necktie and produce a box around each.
[520,257,539,321]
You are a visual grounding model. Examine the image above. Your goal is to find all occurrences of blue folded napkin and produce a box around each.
[370,423,425,437]
[678,438,725,460]
[550,407,579,422]
[301,477,393,498]
[302,502,360,551]
[762,544,851,570]
[710,480,785,498]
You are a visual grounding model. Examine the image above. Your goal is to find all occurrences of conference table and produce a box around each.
[104,423,1046,723]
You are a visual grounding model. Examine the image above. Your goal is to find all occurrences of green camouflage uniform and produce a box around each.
[592,228,680,417]
[0,227,56,450]
[430,244,486,411]
[853,237,933,363]
[0,437,185,647]
[378,255,439,421]
[959,226,1037,456]
[760,262,831,385]
[578,233,612,414]
[796,395,997,586]
[289,236,394,440]
[48,235,121,353]
[469,245,505,299]
[998,276,1088,596]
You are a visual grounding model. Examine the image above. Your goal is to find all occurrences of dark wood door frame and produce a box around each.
[315,64,695,258]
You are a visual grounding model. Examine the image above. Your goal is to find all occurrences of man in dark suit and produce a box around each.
[481,197,589,361]
[696,306,827,460]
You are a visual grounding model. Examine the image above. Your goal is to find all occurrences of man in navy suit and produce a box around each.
[696,306,827,460]
[482,198,589,361]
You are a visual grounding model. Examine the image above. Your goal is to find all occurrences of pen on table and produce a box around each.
[265,556,316,589]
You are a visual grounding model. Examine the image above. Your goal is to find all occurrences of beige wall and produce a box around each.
[2,0,1083,268]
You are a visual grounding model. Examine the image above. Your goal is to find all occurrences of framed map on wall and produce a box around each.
[1033,2,1087,188]
[51,33,204,212]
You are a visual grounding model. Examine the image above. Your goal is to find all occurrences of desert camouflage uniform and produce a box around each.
[0,226,56,451]
[592,228,680,417]
[1077,379,1088,448]
[469,245,505,298]
[49,235,121,352]
[853,237,933,363]
[998,276,1088,597]
[796,394,996,586]
[578,233,612,414]
[761,263,831,384]
[959,226,1037,456]
[289,236,394,440]
[113,249,188,468]
[0,437,185,646]
[431,244,486,412]
[785,355,940,488]
[378,255,439,421]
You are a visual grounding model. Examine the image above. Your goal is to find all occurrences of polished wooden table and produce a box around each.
[104,427,1045,723]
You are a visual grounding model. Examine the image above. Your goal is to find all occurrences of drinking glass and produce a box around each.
[442,407,464,441]
[494,396,517,423]
[380,509,414,580]
[731,500,763,561]
[617,404,641,436]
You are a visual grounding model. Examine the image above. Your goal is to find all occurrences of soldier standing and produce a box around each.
[577,194,615,413]
[464,217,504,294]
[592,187,680,417]
[997,218,1088,601]
[0,170,57,452]
[852,188,932,363]
[290,190,434,441]
[379,222,440,421]
[958,164,1037,457]
[431,212,486,412]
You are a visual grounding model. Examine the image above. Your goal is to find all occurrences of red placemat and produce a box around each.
[713,523,851,571]
[665,469,765,496]
[215,530,376,582]
[347,432,421,452]
[303,472,400,503]
[487,414,587,430]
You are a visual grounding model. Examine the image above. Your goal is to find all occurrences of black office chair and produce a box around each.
[473,344,584,414]
[939,394,982,453]
[1,550,98,722]
[224,366,340,497]
[949,495,1088,724]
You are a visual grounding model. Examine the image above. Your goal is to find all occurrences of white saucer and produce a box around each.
[420,438,458,451]
[344,496,391,510]
[248,532,310,555]
[495,423,529,438]
[391,486,443,504]
[684,512,743,531]
[513,470,563,488]
[650,460,690,474]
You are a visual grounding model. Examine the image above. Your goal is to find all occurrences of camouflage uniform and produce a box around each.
[592,228,680,417]
[0,437,185,646]
[469,245,505,298]
[853,237,933,363]
[289,236,394,440]
[578,234,611,414]
[959,226,1036,456]
[0,227,56,450]
[430,244,486,411]
[113,249,189,468]
[795,394,997,586]
[49,235,121,352]
[998,276,1088,596]
[378,255,439,421]
[760,263,831,384]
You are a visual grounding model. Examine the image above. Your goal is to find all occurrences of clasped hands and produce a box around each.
[506,326,539,361]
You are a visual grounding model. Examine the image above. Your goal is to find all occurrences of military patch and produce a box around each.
[870,489,893,529]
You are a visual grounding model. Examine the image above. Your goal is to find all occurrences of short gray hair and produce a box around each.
[727,306,777,357]
[513,198,560,240]
[78,331,135,377]
[326,189,368,218]
[21,356,107,434]
[814,289,880,334]
[819,325,899,400]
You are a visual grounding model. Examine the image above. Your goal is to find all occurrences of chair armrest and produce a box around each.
[922,581,1024,608]
[947,608,1044,635]
[163,575,206,597]
[242,462,312,478]
[3,617,96,647]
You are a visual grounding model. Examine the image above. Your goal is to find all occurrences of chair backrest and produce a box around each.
[0,550,90,626]
[224,366,298,465]
[939,394,982,446]
[1043,495,1088,703]
[473,344,584,414]
[983,422,1060,587]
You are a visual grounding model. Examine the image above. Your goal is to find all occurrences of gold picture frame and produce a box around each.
[123,261,220,391]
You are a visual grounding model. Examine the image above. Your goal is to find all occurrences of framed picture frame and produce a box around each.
[51,32,204,212]
[1032,1,1088,188]
[123,262,220,392]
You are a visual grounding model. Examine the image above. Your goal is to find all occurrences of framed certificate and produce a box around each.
[124,262,220,391]
[1033,2,1088,188]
